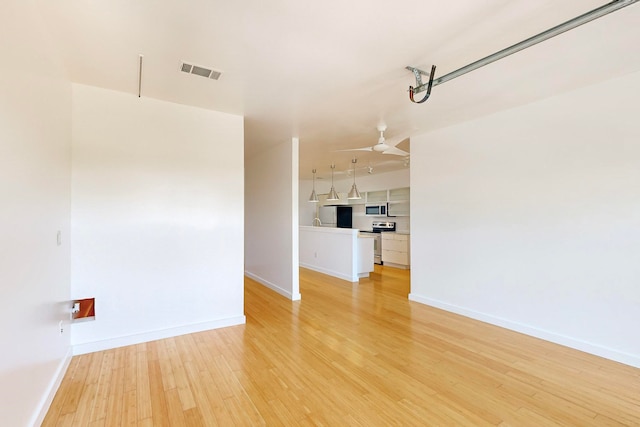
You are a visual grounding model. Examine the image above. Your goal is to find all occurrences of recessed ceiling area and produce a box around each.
[35,0,640,179]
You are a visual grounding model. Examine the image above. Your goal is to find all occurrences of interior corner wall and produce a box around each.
[245,138,301,300]
[410,70,640,368]
[0,3,72,426]
[70,84,245,354]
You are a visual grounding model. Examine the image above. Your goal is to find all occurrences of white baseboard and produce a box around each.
[72,316,246,355]
[383,262,410,270]
[298,263,357,283]
[31,347,73,427]
[408,293,640,369]
[245,271,302,300]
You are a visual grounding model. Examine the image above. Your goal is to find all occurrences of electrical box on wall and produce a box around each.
[72,298,95,322]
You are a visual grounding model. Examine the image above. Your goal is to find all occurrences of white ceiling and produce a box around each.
[36,0,640,179]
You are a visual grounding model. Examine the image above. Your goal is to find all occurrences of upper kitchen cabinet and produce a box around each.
[365,190,387,203]
[389,187,409,201]
[387,187,410,217]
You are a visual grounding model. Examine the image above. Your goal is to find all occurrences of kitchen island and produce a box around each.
[299,226,374,282]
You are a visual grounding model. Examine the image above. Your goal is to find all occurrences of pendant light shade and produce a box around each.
[327,186,339,201]
[327,164,339,201]
[348,183,361,200]
[308,169,319,202]
[347,158,361,200]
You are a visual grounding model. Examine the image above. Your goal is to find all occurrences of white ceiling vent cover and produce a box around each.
[180,62,222,80]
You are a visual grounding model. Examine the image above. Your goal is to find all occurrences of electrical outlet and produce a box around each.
[59,320,64,335]
[57,230,62,246]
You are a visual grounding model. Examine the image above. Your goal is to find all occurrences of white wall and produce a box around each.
[245,139,300,300]
[410,70,640,367]
[71,84,245,353]
[0,2,72,426]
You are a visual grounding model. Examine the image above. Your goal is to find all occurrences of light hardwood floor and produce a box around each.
[43,266,640,426]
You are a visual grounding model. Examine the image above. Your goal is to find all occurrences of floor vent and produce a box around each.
[180,62,222,80]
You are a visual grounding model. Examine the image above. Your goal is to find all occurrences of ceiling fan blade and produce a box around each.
[384,132,412,148]
[372,142,390,152]
[382,147,409,156]
[333,147,374,152]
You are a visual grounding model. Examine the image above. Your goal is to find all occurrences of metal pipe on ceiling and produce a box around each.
[408,0,639,98]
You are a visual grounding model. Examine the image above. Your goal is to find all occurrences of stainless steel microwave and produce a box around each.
[365,203,387,216]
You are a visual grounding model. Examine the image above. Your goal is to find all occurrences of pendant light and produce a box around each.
[347,158,361,200]
[308,169,319,202]
[327,164,339,201]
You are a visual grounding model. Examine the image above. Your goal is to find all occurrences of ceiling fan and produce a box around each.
[337,125,410,156]
[334,158,408,178]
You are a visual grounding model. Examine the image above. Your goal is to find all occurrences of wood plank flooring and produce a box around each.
[43,266,640,426]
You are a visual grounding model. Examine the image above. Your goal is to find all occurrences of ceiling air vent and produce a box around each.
[180,62,222,80]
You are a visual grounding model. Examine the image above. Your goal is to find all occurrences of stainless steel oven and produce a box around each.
[369,233,383,264]
[361,221,396,264]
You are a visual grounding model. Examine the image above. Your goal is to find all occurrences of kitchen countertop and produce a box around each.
[358,229,410,235]
[358,233,376,238]
[300,225,356,235]
[300,226,408,235]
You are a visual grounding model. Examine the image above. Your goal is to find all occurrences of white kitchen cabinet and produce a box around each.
[387,201,409,216]
[381,233,410,269]
[299,226,374,282]
[387,187,410,217]
[366,190,387,203]
[388,187,409,201]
